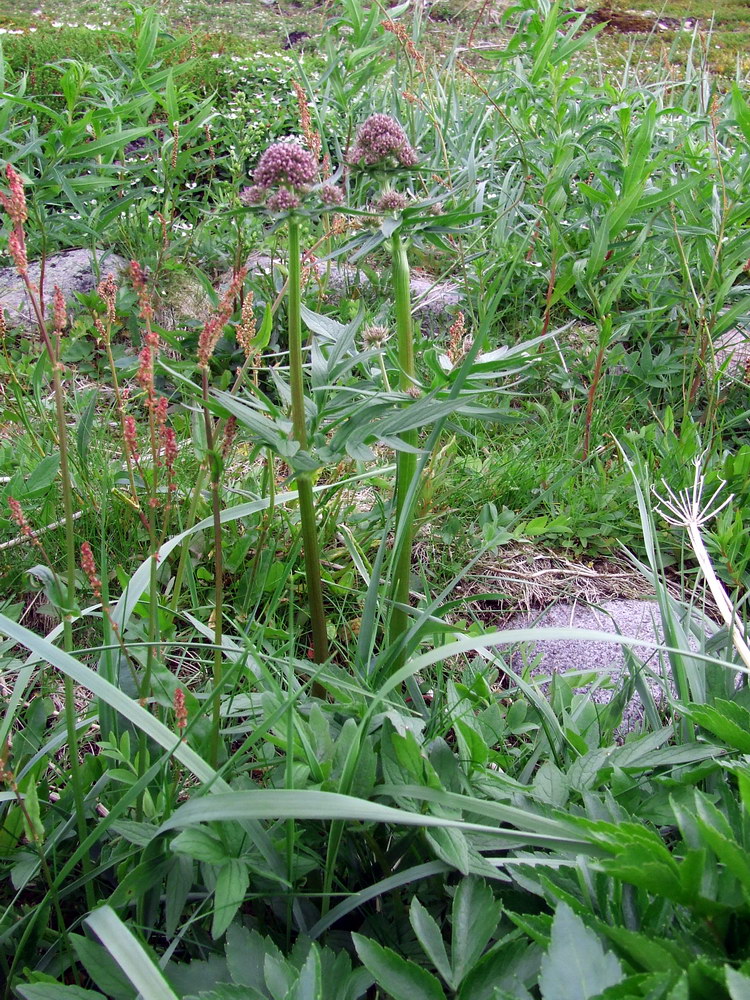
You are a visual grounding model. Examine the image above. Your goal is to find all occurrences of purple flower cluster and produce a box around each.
[375,190,409,213]
[254,141,317,190]
[267,188,301,213]
[242,140,345,215]
[349,114,418,169]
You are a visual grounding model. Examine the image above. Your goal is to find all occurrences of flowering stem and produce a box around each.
[288,218,328,690]
[21,275,93,908]
[388,231,418,670]
[202,368,225,768]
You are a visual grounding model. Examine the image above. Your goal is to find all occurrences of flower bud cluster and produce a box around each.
[349,114,418,169]
[241,141,344,215]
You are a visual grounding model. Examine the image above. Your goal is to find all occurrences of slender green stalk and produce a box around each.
[202,368,225,769]
[387,231,418,670]
[288,218,328,689]
[21,276,94,910]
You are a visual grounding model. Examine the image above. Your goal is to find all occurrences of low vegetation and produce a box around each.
[1,2,750,998]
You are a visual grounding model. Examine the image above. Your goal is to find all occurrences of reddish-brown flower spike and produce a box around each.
[80,541,102,599]
[163,426,178,489]
[8,497,32,537]
[197,267,248,369]
[97,274,118,324]
[174,687,188,734]
[53,286,67,334]
[123,414,139,459]
[253,141,317,190]
[0,164,27,226]
[129,260,154,322]
[136,345,155,405]
[236,291,256,360]
[8,227,27,277]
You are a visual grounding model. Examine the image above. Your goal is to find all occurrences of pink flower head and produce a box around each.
[253,141,317,191]
[267,188,301,214]
[349,114,418,169]
[375,190,409,213]
[0,164,27,226]
[240,184,267,206]
[320,183,345,206]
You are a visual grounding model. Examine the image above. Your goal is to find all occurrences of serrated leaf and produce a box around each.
[352,935,447,1000]
[539,903,623,1000]
[410,898,453,986]
[225,924,269,989]
[451,877,502,986]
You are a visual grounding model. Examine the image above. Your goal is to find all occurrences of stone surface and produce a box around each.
[505,599,707,734]
[0,249,127,329]
[240,252,461,335]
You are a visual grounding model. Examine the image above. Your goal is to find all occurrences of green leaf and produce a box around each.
[291,946,323,1000]
[352,934,447,1000]
[451,877,502,986]
[225,924,268,989]
[212,859,249,939]
[85,907,180,1000]
[727,967,750,1000]
[539,902,623,1000]
[24,454,60,495]
[171,828,227,865]
[17,988,104,1000]
[410,897,453,987]
[71,935,136,1000]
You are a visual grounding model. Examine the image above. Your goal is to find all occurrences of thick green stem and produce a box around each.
[388,232,418,669]
[288,219,328,687]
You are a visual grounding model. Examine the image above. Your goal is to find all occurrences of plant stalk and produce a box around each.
[288,218,328,690]
[388,231,418,669]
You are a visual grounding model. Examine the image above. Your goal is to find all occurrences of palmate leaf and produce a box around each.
[539,903,623,1000]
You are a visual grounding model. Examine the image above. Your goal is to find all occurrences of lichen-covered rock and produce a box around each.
[0,248,127,329]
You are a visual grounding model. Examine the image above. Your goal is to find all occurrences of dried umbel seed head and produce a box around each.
[375,190,409,213]
[266,188,301,214]
[240,184,267,206]
[320,183,345,206]
[349,114,418,169]
[253,141,317,191]
[362,324,390,348]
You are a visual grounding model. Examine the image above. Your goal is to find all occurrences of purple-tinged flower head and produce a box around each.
[320,183,345,206]
[349,114,418,169]
[254,141,317,191]
[240,184,267,206]
[267,188,301,214]
[375,190,409,213]
[362,324,390,348]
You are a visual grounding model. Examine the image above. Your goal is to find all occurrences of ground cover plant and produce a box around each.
[1,1,750,998]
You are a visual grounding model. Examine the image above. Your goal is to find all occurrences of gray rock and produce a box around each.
[0,249,127,329]
[505,599,706,735]
[240,252,461,335]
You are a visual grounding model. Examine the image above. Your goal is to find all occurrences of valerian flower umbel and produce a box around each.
[348,114,418,169]
[241,140,344,216]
